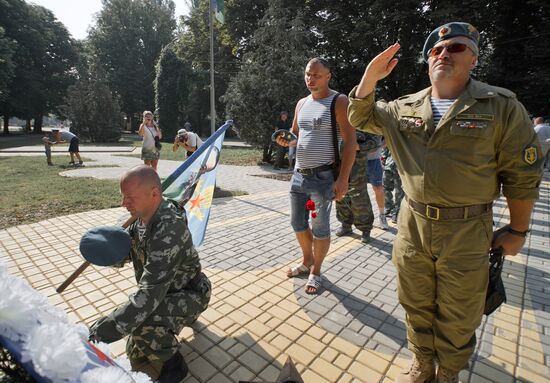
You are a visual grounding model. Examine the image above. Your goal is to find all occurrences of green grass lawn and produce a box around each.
[120,145,264,166]
[0,156,247,229]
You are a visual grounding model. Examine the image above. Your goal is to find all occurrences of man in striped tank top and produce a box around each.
[348,23,542,382]
[283,58,357,294]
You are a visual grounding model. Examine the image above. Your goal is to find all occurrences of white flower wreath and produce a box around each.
[0,255,151,383]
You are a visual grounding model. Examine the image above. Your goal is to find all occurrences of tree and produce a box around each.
[0,26,16,104]
[65,47,123,142]
[0,0,77,134]
[224,0,313,162]
[154,44,192,139]
[89,0,176,131]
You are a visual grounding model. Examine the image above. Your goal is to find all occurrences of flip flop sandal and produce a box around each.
[287,263,310,278]
[305,273,322,294]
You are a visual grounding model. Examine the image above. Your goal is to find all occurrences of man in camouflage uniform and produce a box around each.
[89,165,211,382]
[335,132,376,243]
[348,22,542,383]
[382,146,404,223]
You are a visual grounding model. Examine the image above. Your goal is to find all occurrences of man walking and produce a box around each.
[282,58,356,294]
[348,22,542,382]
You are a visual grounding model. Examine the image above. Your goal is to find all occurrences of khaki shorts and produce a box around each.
[141,147,160,161]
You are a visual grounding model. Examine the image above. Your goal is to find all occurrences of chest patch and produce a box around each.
[456,121,488,129]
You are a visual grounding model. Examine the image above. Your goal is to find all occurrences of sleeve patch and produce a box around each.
[523,145,538,165]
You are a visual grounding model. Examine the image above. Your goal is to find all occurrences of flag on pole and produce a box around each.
[162,120,233,247]
[212,0,224,24]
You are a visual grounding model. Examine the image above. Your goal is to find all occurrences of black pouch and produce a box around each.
[484,247,506,315]
[154,136,162,150]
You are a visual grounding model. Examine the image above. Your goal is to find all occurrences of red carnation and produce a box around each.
[306,199,317,219]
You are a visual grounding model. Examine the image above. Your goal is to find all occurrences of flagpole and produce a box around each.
[209,0,216,136]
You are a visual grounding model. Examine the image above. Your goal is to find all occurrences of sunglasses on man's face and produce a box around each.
[428,43,468,58]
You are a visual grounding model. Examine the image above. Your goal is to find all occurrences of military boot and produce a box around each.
[155,351,188,383]
[361,230,371,243]
[436,366,459,383]
[396,354,435,383]
[335,224,353,237]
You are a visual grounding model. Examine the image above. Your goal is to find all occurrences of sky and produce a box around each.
[28,0,191,40]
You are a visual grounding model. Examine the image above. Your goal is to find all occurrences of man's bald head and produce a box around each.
[534,117,544,125]
[121,165,161,190]
[120,165,162,222]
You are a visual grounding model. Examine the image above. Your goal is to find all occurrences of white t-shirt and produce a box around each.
[60,130,76,141]
[186,132,203,149]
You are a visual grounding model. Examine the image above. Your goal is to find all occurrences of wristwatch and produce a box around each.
[506,226,530,237]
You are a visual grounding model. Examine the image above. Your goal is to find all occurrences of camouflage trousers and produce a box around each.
[128,274,211,379]
[336,148,374,232]
[384,166,404,215]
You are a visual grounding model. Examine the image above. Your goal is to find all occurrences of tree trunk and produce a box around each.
[25,119,32,133]
[33,114,43,134]
[3,115,9,135]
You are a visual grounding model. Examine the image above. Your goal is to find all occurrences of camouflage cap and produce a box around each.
[422,22,480,62]
[79,225,131,266]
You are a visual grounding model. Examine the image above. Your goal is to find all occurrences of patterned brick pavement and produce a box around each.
[1,153,549,382]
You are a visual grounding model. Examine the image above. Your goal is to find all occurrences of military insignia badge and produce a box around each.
[438,26,450,37]
[468,24,478,34]
[523,145,538,165]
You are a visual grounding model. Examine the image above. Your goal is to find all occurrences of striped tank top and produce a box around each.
[296,92,341,169]
[430,98,455,126]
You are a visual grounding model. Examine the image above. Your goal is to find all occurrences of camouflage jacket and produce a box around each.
[90,200,202,342]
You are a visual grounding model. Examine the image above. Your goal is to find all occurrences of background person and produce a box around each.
[53,128,83,166]
[366,138,389,229]
[172,128,203,158]
[273,111,291,170]
[138,111,162,171]
[533,116,550,171]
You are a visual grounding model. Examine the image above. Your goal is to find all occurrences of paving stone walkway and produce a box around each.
[1,149,549,382]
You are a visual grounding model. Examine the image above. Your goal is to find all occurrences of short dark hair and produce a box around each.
[308,57,331,73]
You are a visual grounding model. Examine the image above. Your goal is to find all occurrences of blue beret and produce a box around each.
[79,226,131,266]
[422,22,480,62]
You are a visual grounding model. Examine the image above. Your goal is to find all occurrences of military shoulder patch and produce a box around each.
[523,145,538,165]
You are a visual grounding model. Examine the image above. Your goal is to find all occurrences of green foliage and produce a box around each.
[0,26,16,103]
[224,0,313,161]
[0,0,77,133]
[65,49,123,142]
[89,0,177,128]
[154,44,192,139]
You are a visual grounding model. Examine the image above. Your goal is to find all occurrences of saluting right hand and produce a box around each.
[356,43,401,98]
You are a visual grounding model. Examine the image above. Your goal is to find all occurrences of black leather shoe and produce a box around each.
[155,352,188,383]
[336,224,353,237]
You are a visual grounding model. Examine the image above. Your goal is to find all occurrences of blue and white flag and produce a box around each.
[162,120,232,247]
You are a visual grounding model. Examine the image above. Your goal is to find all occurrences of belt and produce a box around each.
[296,164,333,176]
[406,196,492,221]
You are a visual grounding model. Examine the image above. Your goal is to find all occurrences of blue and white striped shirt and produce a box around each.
[296,92,341,169]
[430,98,455,127]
